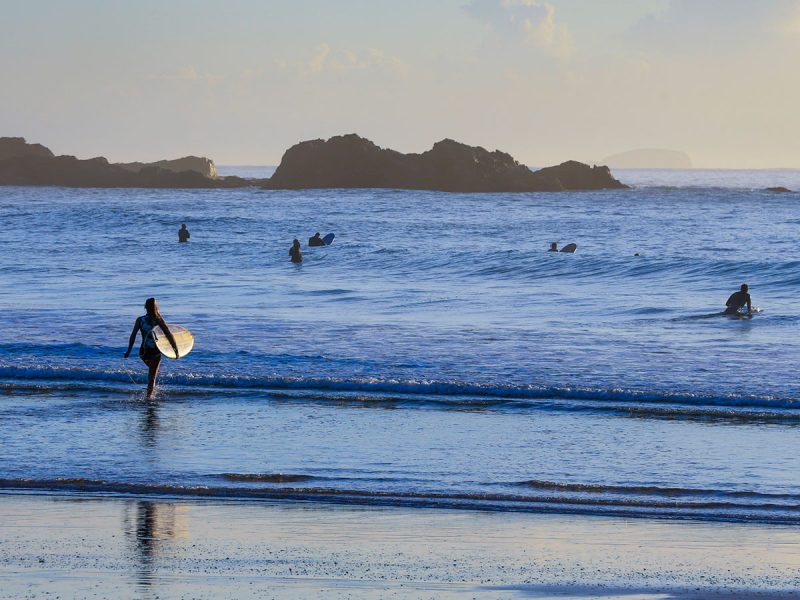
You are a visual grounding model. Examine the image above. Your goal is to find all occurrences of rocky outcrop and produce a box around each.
[0,137,54,161]
[0,134,627,192]
[532,161,625,191]
[601,148,693,169]
[0,139,249,188]
[266,134,626,192]
[117,156,217,178]
[766,186,792,193]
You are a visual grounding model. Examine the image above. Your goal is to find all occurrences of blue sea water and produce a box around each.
[1,168,799,523]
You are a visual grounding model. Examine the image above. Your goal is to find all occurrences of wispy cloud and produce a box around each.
[304,44,412,77]
[464,0,574,59]
[148,66,223,84]
[626,0,800,52]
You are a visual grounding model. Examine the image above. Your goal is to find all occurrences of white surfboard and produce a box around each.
[153,324,194,359]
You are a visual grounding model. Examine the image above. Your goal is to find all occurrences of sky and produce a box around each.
[1,0,799,167]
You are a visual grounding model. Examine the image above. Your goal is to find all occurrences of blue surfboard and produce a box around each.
[322,233,335,245]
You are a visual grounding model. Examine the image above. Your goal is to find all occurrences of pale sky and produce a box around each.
[2,0,799,167]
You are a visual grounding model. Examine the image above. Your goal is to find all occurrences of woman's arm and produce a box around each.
[124,319,140,358]
[158,317,181,358]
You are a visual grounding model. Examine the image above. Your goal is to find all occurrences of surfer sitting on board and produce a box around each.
[724,283,752,315]
[124,297,179,398]
[289,239,303,263]
[308,232,325,247]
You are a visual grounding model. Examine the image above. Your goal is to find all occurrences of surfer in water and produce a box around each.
[548,242,559,252]
[289,239,303,263]
[308,232,325,247]
[724,283,752,316]
[124,297,179,398]
[178,223,190,243]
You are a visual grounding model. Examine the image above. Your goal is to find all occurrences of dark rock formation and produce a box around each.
[532,161,624,191]
[117,156,217,178]
[0,137,54,161]
[265,134,626,192]
[0,139,249,188]
[766,186,792,193]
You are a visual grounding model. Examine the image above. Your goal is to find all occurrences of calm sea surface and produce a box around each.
[1,167,799,522]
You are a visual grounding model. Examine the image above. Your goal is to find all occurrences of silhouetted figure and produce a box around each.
[289,239,303,263]
[124,298,179,398]
[308,232,325,247]
[725,283,752,315]
[178,223,190,243]
[548,242,558,252]
[560,243,577,253]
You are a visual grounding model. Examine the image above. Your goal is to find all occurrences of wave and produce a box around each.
[1,365,799,417]
[1,477,797,524]
[465,253,800,288]
[515,480,800,501]
[220,473,315,483]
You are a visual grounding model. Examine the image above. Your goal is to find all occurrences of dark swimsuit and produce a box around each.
[138,315,162,363]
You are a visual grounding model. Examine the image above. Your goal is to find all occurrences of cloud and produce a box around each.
[148,66,223,84]
[626,0,800,52]
[464,0,574,58]
[304,44,411,77]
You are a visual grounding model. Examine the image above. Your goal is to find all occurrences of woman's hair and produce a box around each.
[144,297,162,320]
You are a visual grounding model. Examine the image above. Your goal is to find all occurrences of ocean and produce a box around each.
[1,167,799,525]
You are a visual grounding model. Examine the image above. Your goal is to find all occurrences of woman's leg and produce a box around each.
[146,355,162,398]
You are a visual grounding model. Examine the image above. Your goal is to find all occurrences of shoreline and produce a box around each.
[1,493,798,599]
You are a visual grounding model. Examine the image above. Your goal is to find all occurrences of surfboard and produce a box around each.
[153,324,194,359]
[322,233,335,245]
[560,243,577,253]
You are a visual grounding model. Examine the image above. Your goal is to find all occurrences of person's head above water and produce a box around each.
[741,283,749,293]
[144,297,162,319]
[293,238,300,247]
[181,223,187,229]
[314,232,321,238]
[549,242,558,251]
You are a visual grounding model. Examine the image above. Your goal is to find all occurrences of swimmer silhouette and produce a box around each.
[548,242,558,252]
[308,232,325,247]
[124,298,179,398]
[178,223,190,243]
[289,239,303,263]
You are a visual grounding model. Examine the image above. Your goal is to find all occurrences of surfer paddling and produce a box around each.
[724,283,752,316]
[124,297,180,398]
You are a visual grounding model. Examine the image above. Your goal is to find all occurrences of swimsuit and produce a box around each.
[138,315,161,362]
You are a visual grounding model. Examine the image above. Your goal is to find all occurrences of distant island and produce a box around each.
[600,148,693,169]
[0,135,626,192]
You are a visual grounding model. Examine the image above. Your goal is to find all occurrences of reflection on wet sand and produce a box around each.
[123,500,189,592]
[139,400,159,449]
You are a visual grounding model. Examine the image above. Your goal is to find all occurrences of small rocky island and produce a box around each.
[0,134,626,192]
[267,134,626,192]
[0,137,247,188]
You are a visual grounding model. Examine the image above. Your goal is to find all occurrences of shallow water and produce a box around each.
[1,168,799,521]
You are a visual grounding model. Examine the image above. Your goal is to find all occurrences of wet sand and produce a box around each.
[0,494,798,599]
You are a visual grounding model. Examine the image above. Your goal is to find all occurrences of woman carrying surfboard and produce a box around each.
[124,297,180,398]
